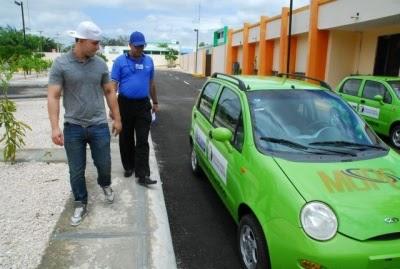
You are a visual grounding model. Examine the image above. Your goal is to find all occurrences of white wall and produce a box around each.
[211,45,226,74]
[272,39,280,72]
[238,47,244,69]
[325,31,359,87]
[266,19,281,40]
[292,9,310,35]
[319,0,400,30]
[249,26,260,43]
[233,31,244,46]
[295,34,308,73]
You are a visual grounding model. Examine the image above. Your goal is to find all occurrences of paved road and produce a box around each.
[151,70,242,269]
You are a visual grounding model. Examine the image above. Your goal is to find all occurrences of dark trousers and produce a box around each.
[118,95,152,178]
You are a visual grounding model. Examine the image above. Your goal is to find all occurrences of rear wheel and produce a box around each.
[190,144,202,176]
[238,215,270,269]
[390,124,400,149]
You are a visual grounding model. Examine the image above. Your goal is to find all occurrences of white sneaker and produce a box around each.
[103,186,114,204]
[70,203,87,226]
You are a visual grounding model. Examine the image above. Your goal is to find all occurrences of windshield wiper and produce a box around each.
[309,141,387,151]
[259,137,356,156]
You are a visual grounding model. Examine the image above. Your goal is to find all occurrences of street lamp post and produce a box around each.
[286,0,293,74]
[194,28,199,74]
[14,1,26,44]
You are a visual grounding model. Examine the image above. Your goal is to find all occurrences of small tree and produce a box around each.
[165,48,178,67]
[0,61,31,163]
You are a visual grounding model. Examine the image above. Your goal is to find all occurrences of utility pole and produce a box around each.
[14,1,26,44]
[286,0,293,74]
[194,28,199,74]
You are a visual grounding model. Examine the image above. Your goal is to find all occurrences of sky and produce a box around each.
[1,0,310,51]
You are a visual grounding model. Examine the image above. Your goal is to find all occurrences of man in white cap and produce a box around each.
[47,21,122,226]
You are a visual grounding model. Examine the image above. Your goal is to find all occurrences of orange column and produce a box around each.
[225,29,233,74]
[306,0,329,81]
[242,23,251,75]
[258,16,268,75]
[289,36,297,74]
[279,7,289,73]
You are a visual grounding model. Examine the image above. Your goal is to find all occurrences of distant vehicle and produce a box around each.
[337,75,400,148]
[190,73,400,269]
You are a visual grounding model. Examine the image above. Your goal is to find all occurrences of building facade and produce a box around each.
[180,0,400,87]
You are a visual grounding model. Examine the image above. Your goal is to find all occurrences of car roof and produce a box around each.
[345,75,400,82]
[212,75,325,91]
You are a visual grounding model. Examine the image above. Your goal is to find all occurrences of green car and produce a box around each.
[189,73,400,269]
[337,76,400,148]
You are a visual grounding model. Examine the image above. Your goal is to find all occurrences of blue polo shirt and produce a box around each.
[111,53,154,99]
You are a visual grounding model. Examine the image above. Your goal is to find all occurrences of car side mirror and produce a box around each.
[209,127,233,153]
[373,95,384,104]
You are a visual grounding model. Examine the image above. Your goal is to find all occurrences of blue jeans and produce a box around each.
[64,122,111,204]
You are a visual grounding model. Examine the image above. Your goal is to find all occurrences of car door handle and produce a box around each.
[360,100,365,104]
[194,112,197,119]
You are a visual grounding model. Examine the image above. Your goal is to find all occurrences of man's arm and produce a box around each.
[150,79,159,112]
[103,81,122,136]
[47,84,64,146]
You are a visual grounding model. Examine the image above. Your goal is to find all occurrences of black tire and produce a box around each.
[238,214,270,269]
[190,144,202,176]
[390,124,400,149]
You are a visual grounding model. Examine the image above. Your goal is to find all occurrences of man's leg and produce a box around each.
[134,105,156,185]
[88,123,114,203]
[63,123,88,226]
[63,123,88,204]
[118,96,135,176]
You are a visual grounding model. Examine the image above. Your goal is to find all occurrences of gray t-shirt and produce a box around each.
[48,50,110,127]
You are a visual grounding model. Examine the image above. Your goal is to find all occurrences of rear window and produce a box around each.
[340,79,361,96]
[388,80,400,99]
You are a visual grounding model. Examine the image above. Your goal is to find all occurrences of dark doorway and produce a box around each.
[205,54,212,76]
[373,33,400,76]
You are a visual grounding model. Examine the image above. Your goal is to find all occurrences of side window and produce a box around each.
[198,82,220,119]
[213,87,244,150]
[340,79,361,96]
[362,81,392,104]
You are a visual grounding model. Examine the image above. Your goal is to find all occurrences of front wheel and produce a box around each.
[390,124,400,149]
[238,215,270,269]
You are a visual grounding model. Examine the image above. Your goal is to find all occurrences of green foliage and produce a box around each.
[101,36,128,46]
[0,26,58,63]
[158,43,169,48]
[97,52,108,62]
[165,48,178,67]
[0,61,31,163]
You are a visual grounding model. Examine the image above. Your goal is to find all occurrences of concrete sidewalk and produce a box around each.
[37,134,176,269]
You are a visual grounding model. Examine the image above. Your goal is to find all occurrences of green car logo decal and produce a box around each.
[318,168,400,193]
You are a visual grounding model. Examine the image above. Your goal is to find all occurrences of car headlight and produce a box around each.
[300,201,338,241]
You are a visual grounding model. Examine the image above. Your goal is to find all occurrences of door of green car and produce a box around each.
[358,80,394,134]
[338,78,363,111]
[208,86,246,214]
[193,82,222,169]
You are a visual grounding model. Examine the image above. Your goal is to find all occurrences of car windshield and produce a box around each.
[388,80,400,98]
[248,90,386,156]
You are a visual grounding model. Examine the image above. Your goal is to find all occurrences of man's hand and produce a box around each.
[152,103,159,113]
[112,119,122,136]
[51,127,64,146]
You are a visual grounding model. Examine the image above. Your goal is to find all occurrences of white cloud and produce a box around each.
[1,0,311,49]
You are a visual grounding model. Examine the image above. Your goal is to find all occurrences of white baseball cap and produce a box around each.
[67,21,102,41]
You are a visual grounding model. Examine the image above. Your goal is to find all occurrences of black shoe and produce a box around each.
[124,169,133,177]
[138,176,157,185]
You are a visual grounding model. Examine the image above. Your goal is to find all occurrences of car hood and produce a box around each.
[275,152,400,241]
